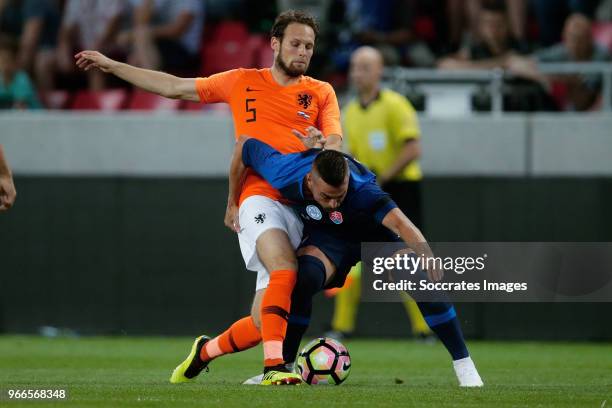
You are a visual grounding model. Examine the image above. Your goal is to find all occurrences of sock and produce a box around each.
[283,255,326,364]
[417,302,469,360]
[200,316,261,362]
[261,269,297,367]
[401,254,468,360]
[331,264,361,334]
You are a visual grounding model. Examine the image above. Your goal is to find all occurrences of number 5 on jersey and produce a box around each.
[246,98,256,123]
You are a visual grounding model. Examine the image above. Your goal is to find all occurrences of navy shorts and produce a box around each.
[299,226,402,288]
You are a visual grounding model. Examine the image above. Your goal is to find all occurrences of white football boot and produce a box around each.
[453,356,484,387]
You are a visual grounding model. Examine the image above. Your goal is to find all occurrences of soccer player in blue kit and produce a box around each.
[232,134,484,387]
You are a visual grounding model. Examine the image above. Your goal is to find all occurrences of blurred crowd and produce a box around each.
[1,0,611,111]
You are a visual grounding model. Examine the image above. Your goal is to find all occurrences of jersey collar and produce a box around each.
[359,89,382,110]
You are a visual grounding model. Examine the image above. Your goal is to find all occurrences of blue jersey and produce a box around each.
[242,138,398,243]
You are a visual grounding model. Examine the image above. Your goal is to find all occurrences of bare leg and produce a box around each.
[507,0,527,41]
[447,0,467,48]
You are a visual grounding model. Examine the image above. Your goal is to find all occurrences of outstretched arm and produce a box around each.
[74,50,199,101]
[0,145,17,211]
[382,208,442,281]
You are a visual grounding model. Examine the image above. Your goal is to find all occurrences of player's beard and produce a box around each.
[276,51,308,77]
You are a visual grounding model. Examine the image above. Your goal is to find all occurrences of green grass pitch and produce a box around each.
[1,336,610,407]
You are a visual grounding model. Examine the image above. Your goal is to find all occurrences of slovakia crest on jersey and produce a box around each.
[329,211,343,224]
[306,205,322,220]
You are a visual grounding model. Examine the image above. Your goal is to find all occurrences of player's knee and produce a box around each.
[295,255,326,297]
[297,245,335,284]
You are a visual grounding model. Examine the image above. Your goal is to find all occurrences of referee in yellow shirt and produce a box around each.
[327,46,432,340]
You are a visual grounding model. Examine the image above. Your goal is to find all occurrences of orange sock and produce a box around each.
[200,316,261,362]
[260,269,297,367]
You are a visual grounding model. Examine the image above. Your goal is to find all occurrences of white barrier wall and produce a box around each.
[419,115,527,176]
[1,112,611,176]
[0,112,234,176]
[531,114,612,176]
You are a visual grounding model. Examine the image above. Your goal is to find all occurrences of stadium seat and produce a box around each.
[250,34,273,68]
[414,16,436,43]
[201,41,257,75]
[592,22,612,53]
[213,21,249,42]
[128,89,181,111]
[71,89,129,111]
[41,90,71,110]
[200,21,256,75]
[550,80,568,110]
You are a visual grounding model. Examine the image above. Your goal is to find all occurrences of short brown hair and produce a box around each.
[270,10,319,40]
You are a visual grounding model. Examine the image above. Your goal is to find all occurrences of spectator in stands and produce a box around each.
[532,0,600,46]
[445,0,528,53]
[438,1,525,70]
[508,13,611,110]
[57,0,127,90]
[119,0,204,74]
[0,0,61,93]
[328,0,436,69]
[0,36,41,109]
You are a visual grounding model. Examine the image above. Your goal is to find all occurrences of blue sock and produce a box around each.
[418,302,469,361]
[282,255,326,364]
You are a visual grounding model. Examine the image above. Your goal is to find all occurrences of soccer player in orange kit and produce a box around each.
[75,10,342,385]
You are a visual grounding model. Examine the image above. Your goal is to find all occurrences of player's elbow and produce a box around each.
[166,77,197,101]
[165,80,184,99]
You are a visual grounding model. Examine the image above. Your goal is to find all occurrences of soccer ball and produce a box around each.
[296,337,351,385]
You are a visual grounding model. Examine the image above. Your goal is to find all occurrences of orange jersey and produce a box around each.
[195,68,342,204]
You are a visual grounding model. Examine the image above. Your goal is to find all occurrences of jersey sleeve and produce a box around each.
[317,83,343,138]
[390,96,420,143]
[242,139,304,190]
[353,182,398,224]
[195,69,243,104]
